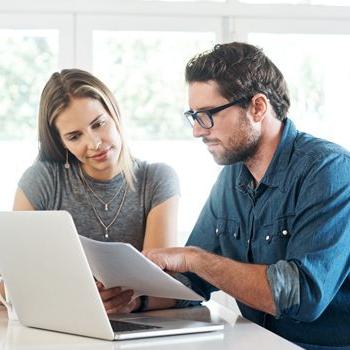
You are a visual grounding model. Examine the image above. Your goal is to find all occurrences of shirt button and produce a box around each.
[265,235,270,241]
[282,230,288,236]
[233,232,238,239]
[215,228,219,235]
[247,239,250,244]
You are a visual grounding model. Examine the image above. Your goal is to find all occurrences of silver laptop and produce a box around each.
[0,211,224,340]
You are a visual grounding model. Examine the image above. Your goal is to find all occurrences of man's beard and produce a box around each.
[215,136,260,165]
[208,119,261,166]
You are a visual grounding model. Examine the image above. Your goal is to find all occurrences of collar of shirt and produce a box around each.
[235,118,298,191]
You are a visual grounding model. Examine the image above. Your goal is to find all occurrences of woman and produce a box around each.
[10,68,180,314]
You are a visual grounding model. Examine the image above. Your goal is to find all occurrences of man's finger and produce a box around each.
[96,281,104,290]
[99,286,124,301]
[106,299,137,315]
[103,290,134,311]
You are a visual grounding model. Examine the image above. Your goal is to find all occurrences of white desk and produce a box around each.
[0,302,302,350]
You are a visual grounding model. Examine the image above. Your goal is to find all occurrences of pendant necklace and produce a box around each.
[79,165,124,211]
[78,165,127,239]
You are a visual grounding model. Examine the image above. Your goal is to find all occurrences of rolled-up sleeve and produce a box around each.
[267,260,300,318]
[268,153,350,322]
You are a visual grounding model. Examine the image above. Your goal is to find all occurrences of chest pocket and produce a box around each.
[216,218,245,261]
[254,215,294,264]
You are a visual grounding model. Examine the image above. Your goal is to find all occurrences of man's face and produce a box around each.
[188,81,261,165]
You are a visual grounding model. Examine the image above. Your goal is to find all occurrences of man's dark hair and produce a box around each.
[185,42,290,121]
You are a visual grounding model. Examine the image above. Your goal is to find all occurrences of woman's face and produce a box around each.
[55,97,122,180]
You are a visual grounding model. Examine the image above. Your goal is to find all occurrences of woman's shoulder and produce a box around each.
[18,160,63,203]
[22,159,61,178]
[133,159,178,180]
[133,159,180,207]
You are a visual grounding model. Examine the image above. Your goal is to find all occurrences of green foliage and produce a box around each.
[0,30,213,141]
[94,31,214,140]
[289,54,325,120]
[0,31,57,140]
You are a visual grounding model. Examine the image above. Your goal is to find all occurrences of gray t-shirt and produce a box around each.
[18,159,180,251]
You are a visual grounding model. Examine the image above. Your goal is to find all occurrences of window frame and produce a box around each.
[75,14,224,71]
[0,13,75,69]
[230,17,350,42]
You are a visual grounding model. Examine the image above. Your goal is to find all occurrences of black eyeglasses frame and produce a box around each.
[184,97,249,129]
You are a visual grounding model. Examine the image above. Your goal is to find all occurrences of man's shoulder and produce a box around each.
[286,132,350,187]
[294,131,350,163]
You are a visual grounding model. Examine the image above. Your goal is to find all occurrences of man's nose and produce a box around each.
[192,121,210,138]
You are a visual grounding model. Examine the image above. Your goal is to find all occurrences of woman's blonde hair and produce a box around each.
[38,68,135,188]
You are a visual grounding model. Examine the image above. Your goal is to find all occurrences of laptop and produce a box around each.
[0,211,224,340]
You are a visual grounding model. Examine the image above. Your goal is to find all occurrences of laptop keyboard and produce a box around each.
[110,320,162,332]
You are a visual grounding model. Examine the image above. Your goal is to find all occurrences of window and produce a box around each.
[93,30,214,140]
[0,29,59,210]
[248,32,350,148]
[0,30,58,141]
[0,13,73,210]
[239,0,350,5]
[143,0,226,2]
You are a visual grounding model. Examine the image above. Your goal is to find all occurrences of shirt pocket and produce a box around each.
[216,218,245,261]
[255,215,294,264]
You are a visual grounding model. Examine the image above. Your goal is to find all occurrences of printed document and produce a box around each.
[79,235,204,301]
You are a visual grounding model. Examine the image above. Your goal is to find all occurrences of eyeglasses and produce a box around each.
[184,98,248,129]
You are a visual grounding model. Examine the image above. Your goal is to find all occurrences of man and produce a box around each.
[144,42,350,349]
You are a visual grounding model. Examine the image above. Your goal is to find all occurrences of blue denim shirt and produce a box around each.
[180,119,350,348]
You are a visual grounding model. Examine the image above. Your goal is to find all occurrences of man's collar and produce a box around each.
[235,118,298,190]
[261,118,297,188]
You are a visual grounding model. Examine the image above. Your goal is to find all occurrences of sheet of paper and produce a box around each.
[79,236,204,301]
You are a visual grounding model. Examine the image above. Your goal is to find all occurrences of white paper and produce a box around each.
[79,236,204,301]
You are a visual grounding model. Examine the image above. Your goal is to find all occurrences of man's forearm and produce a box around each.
[144,246,277,315]
[189,248,277,315]
[147,296,177,311]
[132,296,176,312]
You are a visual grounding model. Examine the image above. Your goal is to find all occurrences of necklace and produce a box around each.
[79,165,124,211]
[86,186,127,239]
[78,166,127,239]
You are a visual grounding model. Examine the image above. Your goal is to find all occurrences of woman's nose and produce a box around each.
[87,135,102,150]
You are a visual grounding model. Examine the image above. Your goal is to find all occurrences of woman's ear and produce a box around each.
[250,94,268,123]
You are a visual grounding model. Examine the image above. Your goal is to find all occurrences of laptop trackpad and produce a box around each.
[110,320,162,332]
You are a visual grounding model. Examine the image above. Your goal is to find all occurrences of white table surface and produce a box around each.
[0,301,303,350]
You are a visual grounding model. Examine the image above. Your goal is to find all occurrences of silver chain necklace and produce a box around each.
[79,165,124,211]
[78,165,127,239]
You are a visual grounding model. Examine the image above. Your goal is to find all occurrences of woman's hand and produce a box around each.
[96,282,140,315]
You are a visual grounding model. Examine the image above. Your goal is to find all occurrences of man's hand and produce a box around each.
[143,246,202,273]
[145,247,277,316]
[96,282,139,315]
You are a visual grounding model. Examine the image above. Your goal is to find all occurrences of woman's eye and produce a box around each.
[93,120,105,129]
[67,134,80,141]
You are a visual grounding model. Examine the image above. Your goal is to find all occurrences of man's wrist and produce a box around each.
[187,246,205,274]
[133,296,149,313]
